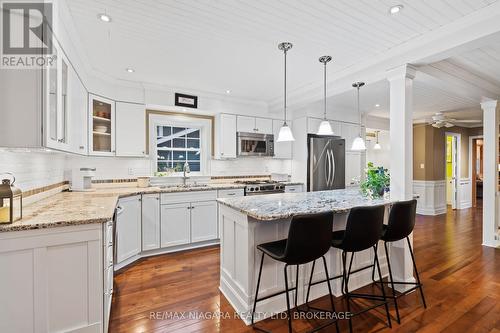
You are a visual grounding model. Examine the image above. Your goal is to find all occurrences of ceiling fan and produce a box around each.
[428,112,481,128]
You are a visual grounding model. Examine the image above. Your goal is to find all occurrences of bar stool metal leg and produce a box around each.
[384,241,401,323]
[294,265,299,309]
[321,255,340,333]
[342,251,353,333]
[283,265,293,333]
[374,246,392,328]
[305,259,316,309]
[407,237,427,308]
[251,252,265,326]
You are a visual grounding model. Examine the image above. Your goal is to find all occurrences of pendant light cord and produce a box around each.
[283,48,287,125]
[323,62,327,120]
[357,85,361,136]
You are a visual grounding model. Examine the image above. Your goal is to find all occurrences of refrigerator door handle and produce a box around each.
[330,149,336,188]
[325,150,331,187]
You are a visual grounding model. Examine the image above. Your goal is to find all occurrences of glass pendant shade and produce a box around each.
[317,120,334,135]
[373,142,382,150]
[277,123,295,142]
[351,136,366,151]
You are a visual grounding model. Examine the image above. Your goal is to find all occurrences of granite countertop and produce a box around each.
[217,188,392,221]
[0,183,248,233]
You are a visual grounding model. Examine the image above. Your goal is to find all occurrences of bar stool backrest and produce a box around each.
[384,199,417,242]
[342,205,385,252]
[283,211,334,265]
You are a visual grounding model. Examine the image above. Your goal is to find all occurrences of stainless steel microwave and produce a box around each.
[237,132,274,157]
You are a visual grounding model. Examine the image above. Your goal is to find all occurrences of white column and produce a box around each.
[386,64,417,291]
[480,100,499,248]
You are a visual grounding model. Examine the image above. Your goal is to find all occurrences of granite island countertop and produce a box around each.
[0,183,250,233]
[217,188,392,221]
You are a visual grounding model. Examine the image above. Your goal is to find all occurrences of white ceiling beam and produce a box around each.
[273,1,500,113]
[418,61,500,102]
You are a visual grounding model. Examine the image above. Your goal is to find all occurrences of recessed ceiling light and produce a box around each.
[375,104,380,107]
[97,13,111,22]
[389,5,403,15]
[226,90,231,94]
[126,68,135,73]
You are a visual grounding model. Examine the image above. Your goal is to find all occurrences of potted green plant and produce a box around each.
[360,162,390,198]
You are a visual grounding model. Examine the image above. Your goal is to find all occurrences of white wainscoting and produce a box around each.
[413,180,446,215]
[458,178,472,209]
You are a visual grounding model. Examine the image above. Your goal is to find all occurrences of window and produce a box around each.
[156,125,201,172]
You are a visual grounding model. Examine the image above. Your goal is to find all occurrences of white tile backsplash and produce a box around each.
[1,150,292,191]
[0,151,66,191]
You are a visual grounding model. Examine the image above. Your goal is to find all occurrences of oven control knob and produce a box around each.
[248,187,254,192]
[279,185,284,190]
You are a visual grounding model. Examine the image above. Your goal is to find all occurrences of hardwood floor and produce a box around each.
[109,205,500,333]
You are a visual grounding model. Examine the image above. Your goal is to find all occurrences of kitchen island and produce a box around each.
[217,188,394,324]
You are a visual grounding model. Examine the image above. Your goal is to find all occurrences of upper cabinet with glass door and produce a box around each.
[45,44,70,151]
[89,94,116,155]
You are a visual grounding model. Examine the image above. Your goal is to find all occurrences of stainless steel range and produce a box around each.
[234,180,285,195]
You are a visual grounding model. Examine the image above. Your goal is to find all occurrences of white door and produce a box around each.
[141,194,160,251]
[255,117,273,134]
[217,114,237,158]
[191,201,218,243]
[68,63,88,155]
[237,116,256,133]
[447,135,459,209]
[161,203,191,247]
[273,119,292,159]
[116,102,146,156]
[116,196,142,263]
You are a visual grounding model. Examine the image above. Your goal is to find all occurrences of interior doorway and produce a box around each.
[445,133,459,209]
[470,137,483,208]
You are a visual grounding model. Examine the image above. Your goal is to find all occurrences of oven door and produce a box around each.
[238,132,274,156]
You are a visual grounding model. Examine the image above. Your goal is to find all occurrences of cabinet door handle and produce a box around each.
[227,193,236,196]
[79,146,85,149]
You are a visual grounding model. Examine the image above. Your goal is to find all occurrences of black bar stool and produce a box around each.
[371,199,427,324]
[331,205,391,333]
[251,211,339,333]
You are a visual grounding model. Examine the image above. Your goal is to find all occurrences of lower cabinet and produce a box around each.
[160,203,191,247]
[115,195,142,264]
[285,184,303,193]
[160,200,218,246]
[191,201,218,242]
[142,194,160,251]
[0,224,104,333]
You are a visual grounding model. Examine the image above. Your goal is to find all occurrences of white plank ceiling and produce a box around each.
[65,0,499,103]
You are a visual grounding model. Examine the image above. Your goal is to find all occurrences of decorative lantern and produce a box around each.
[0,172,22,224]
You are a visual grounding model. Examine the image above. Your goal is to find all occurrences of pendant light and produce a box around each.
[276,42,295,142]
[373,130,381,150]
[351,82,367,151]
[317,55,334,135]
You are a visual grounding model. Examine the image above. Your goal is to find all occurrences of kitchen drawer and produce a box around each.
[217,188,244,198]
[285,185,303,193]
[105,244,113,268]
[161,190,217,204]
[104,221,113,247]
[104,266,114,294]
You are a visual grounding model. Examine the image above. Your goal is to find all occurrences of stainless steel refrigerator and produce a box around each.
[307,134,345,191]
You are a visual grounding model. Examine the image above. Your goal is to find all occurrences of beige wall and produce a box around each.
[413,124,482,181]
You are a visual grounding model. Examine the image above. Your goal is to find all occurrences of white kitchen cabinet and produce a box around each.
[273,119,293,159]
[237,115,273,134]
[89,94,116,156]
[161,203,191,247]
[191,201,218,242]
[345,152,362,186]
[142,194,160,251]
[116,102,146,157]
[285,184,303,193]
[215,113,237,159]
[68,61,88,155]
[255,117,273,134]
[237,115,256,133]
[307,117,341,136]
[217,188,245,198]
[116,196,142,264]
[0,224,104,333]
